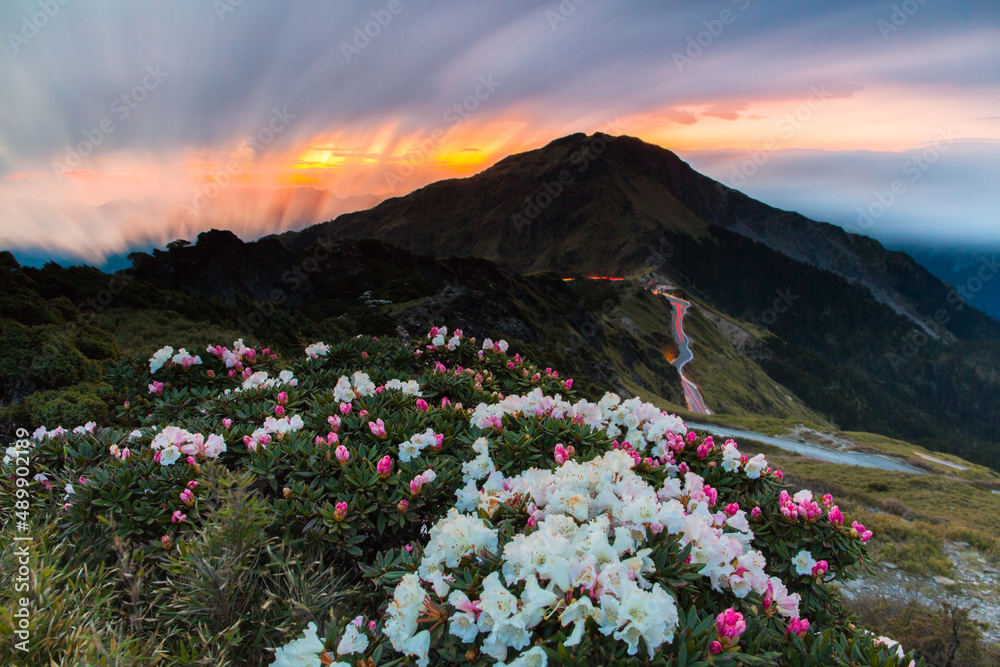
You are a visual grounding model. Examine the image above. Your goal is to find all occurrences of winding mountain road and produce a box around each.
[565,277,925,473]
[566,276,711,415]
[652,290,711,415]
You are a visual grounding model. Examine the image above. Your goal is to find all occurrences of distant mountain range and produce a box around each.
[4,133,998,468]
[891,244,1000,322]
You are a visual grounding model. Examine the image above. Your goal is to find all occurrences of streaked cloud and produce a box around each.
[0,0,997,264]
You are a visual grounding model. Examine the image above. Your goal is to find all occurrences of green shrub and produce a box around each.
[3,331,921,666]
[848,594,1000,667]
[24,383,109,428]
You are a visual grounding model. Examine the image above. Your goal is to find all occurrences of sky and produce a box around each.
[1,0,998,266]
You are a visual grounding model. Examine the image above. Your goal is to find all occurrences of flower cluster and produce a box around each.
[12,329,909,666]
[244,414,305,452]
[384,447,806,665]
[150,426,226,466]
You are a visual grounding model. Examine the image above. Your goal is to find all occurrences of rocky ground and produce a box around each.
[836,542,1000,644]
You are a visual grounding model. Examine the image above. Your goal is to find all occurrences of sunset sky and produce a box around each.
[1,0,998,266]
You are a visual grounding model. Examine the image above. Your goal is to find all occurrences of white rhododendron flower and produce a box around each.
[336,624,369,656]
[304,341,331,359]
[398,428,439,462]
[385,378,422,396]
[270,621,351,667]
[170,348,203,368]
[149,345,174,374]
[793,550,818,576]
[385,440,778,664]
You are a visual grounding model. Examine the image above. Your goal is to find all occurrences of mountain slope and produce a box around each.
[282,133,1000,344]
[273,133,1000,467]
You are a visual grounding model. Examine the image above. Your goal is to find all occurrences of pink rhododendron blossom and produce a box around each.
[171,510,187,523]
[851,521,873,541]
[148,381,164,395]
[812,560,829,577]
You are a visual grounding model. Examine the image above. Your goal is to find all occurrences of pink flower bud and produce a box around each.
[171,510,187,523]
[415,399,428,412]
[368,418,387,438]
[376,455,393,478]
[327,414,341,431]
[709,641,722,655]
[333,501,348,521]
[361,351,369,359]
[751,506,763,520]
[222,418,233,429]
[180,489,194,505]
[161,535,174,549]
[786,617,811,639]
[724,503,739,518]
[716,608,746,640]
[206,369,215,379]
[335,445,350,463]
[397,499,409,513]
[277,391,288,405]
[274,405,285,417]
[563,378,573,390]
[827,505,844,526]
[339,402,352,415]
